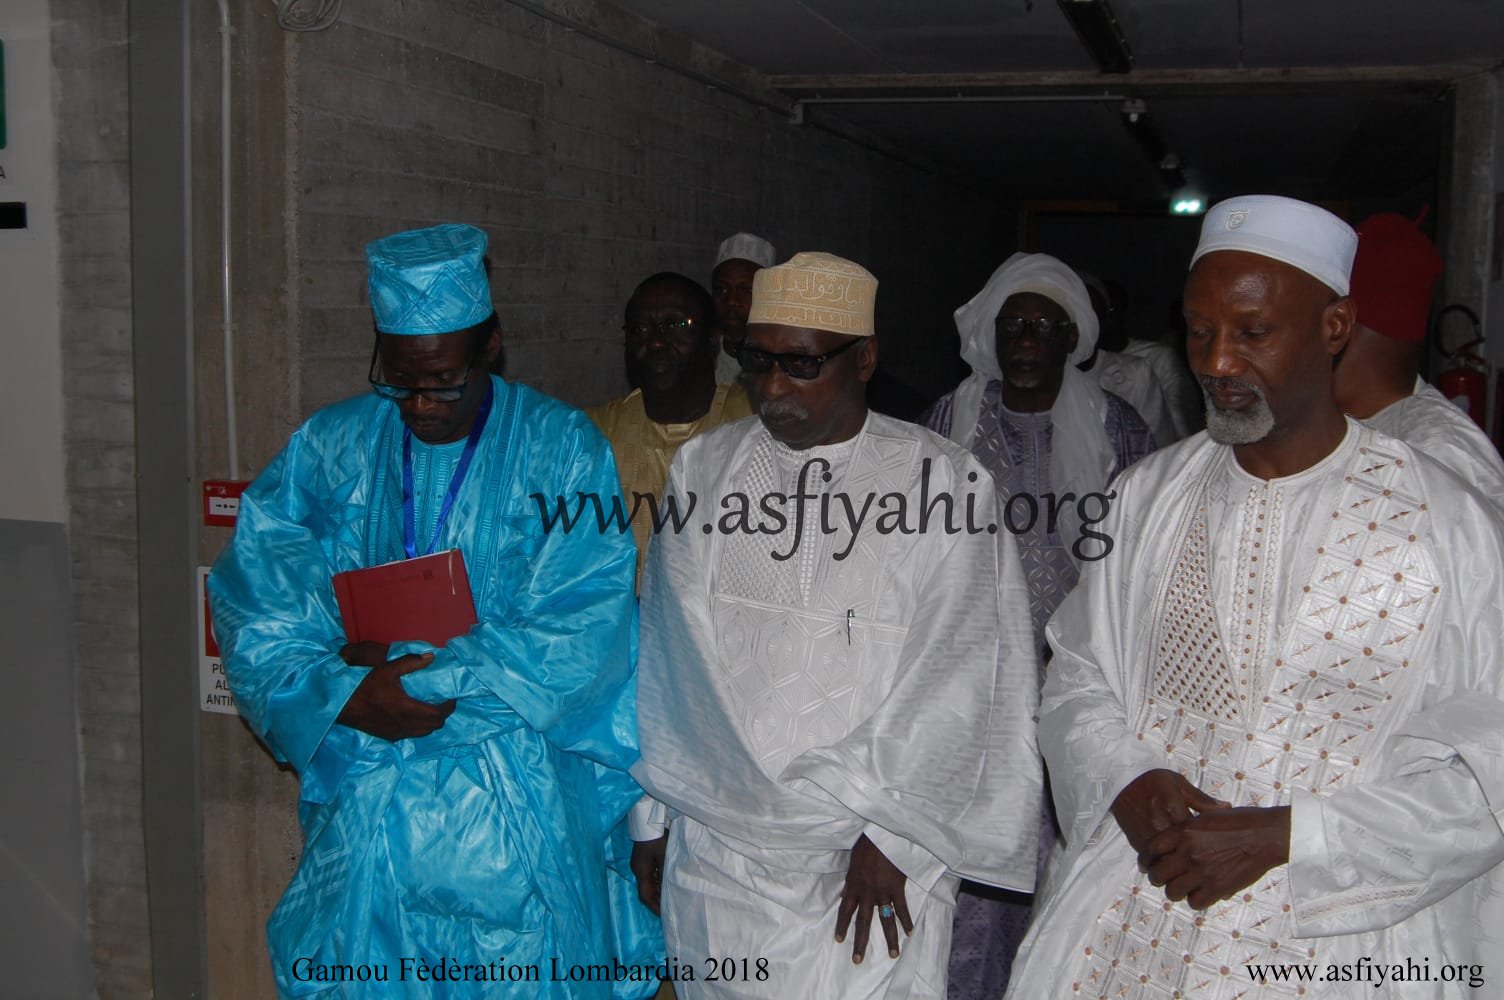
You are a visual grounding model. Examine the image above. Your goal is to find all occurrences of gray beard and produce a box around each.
[1201,381,1276,445]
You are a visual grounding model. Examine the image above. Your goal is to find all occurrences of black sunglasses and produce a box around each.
[736,337,863,380]
[995,315,1075,341]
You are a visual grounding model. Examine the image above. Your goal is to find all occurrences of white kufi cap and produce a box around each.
[1191,195,1357,296]
[715,232,777,269]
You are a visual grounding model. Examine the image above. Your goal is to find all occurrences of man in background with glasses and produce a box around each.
[209,223,661,998]
[630,251,1042,998]
[923,251,1156,1000]
[588,272,752,578]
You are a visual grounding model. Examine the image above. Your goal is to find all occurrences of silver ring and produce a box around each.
[878,904,894,919]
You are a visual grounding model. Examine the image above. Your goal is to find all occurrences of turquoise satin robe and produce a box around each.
[209,377,661,997]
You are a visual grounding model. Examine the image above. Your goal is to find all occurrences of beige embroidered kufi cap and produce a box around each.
[747,252,877,337]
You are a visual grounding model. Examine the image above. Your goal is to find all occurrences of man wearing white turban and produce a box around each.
[1005,195,1504,999]
[923,252,1157,998]
[927,252,1157,650]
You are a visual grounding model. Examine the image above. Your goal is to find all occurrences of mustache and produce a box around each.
[758,399,810,422]
[1198,375,1263,398]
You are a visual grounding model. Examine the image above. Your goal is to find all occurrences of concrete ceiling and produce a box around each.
[604,0,1503,205]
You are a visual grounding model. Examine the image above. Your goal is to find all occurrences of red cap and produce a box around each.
[1349,212,1444,343]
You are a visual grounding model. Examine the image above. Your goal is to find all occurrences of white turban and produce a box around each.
[944,252,1117,563]
[954,253,1099,377]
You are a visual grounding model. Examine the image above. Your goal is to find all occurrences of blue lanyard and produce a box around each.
[401,382,494,559]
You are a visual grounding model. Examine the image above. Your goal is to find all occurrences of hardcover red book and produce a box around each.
[332,549,478,646]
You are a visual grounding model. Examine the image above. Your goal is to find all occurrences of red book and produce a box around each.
[332,549,478,646]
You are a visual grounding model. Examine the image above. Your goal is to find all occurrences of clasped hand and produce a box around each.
[630,834,668,915]
[336,641,456,741]
[1110,769,1290,910]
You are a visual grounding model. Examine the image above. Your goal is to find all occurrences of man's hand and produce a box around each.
[1110,768,1228,856]
[335,651,455,741]
[834,834,913,964]
[1140,805,1291,909]
[630,834,669,915]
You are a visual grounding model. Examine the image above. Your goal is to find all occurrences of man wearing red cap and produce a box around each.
[1333,211,1504,501]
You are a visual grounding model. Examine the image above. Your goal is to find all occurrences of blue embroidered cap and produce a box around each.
[365,223,493,335]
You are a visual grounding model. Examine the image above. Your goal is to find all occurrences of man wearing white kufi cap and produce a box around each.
[711,231,778,383]
[924,252,1156,998]
[631,252,1043,998]
[209,223,660,997]
[1005,195,1504,999]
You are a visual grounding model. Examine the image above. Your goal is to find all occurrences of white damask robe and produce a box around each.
[1365,376,1504,508]
[1085,350,1178,446]
[634,413,1043,999]
[1006,421,1504,999]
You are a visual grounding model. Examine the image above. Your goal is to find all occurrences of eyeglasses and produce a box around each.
[736,336,863,380]
[367,338,476,402]
[623,317,697,343]
[996,315,1075,340]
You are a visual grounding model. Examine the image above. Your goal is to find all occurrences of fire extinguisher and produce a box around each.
[1433,304,1489,428]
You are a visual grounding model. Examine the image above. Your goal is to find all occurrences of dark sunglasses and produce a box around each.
[736,337,863,380]
[995,315,1075,341]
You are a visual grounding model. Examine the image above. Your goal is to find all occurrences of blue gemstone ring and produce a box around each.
[878,904,895,919]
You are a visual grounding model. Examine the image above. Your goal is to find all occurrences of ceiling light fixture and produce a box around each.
[1120,99,1188,191]
[1057,0,1134,74]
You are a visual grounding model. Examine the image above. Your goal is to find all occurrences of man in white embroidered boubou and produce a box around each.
[1005,195,1504,1000]
[630,251,1042,999]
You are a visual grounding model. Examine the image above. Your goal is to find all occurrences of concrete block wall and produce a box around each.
[288,0,1003,418]
[50,0,152,996]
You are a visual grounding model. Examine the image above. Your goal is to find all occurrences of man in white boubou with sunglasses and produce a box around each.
[630,251,1042,999]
